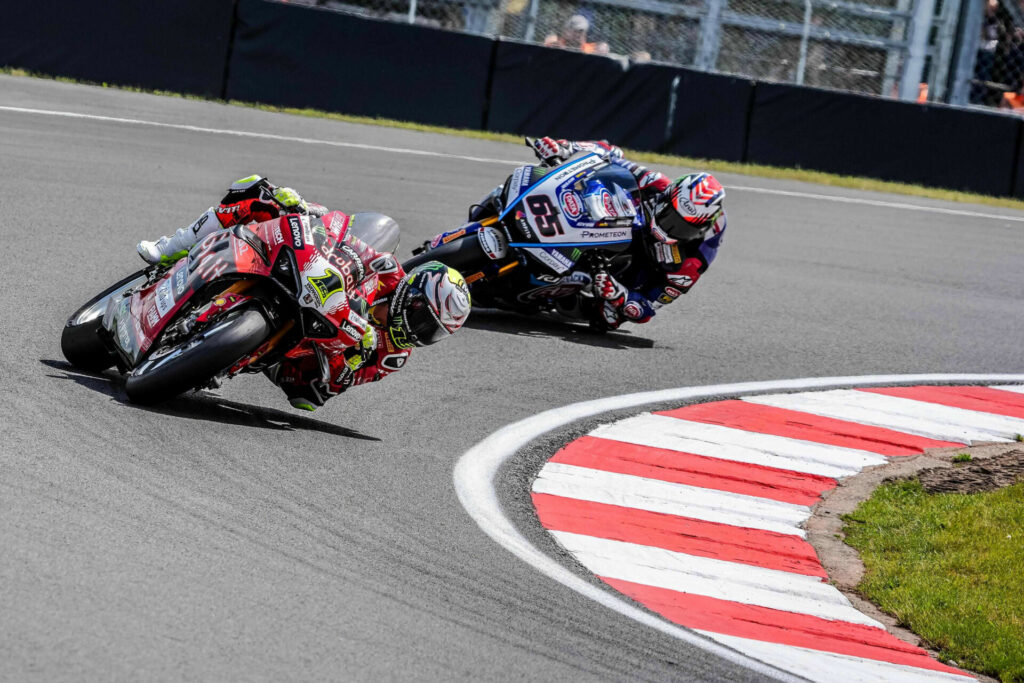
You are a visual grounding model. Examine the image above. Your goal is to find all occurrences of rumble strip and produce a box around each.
[455,376,1024,682]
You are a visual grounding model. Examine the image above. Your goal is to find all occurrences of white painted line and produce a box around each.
[550,531,881,627]
[0,105,523,167]
[745,389,1022,443]
[533,462,810,537]
[992,384,1024,395]
[592,413,886,478]
[729,185,1024,224]
[3,104,1024,224]
[701,632,975,683]
[453,374,1024,681]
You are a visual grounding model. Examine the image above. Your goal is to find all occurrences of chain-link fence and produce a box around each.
[968,0,1024,109]
[286,0,1024,109]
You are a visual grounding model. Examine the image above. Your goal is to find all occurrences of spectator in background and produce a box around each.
[972,0,1007,104]
[544,14,609,55]
[1002,26,1024,92]
[999,27,1024,110]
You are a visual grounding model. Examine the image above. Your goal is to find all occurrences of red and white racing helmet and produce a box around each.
[388,262,471,348]
[653,172,725,242]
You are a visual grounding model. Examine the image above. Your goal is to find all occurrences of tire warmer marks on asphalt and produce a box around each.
[531,385,1024,682]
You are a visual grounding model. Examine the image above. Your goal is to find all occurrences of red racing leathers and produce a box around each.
[194,176,411,409]
[271,225,412,409]
[536,139,727,329]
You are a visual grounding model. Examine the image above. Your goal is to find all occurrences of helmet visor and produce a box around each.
[655,201,712,242]
[404,296,450,346]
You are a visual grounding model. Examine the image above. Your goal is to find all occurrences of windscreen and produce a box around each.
[346,212,401,256]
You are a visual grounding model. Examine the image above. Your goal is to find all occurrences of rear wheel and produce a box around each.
[125,307,270,405]
[61,270,148,372]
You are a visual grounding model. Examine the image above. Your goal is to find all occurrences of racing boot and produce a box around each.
[137,208,220,265]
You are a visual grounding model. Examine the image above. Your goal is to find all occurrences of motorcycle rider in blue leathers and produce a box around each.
[517,137,728,331]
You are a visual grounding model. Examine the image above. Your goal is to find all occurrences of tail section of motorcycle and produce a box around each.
[405,217,520,302]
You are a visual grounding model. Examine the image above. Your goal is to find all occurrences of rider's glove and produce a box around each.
[531,137,571,166]
[593,271,627,307]
[272,186,308,214]
[342,327,377,372]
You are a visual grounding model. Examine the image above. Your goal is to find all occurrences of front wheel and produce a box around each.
[125,307,270,405]
[61,270,148,372]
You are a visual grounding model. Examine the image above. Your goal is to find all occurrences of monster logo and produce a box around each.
[446,268,467,288]
[307,268,345,307]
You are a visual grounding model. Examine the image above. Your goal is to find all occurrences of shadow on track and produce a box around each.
[464,309,656,349]
[40,359,379,440]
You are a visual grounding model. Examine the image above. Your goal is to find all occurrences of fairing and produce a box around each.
[499,153,645,274]
[104,211,374,367]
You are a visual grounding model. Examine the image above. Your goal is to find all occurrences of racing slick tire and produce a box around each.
[125,307,270,405]
[61,270,148,372]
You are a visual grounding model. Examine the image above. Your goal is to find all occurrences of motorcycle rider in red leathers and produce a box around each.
[518,138,727,331]
[136,175,471,411]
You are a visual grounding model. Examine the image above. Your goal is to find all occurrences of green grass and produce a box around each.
[6,66,1024,211]
[843,480,1024,681]
[952,452,973,463]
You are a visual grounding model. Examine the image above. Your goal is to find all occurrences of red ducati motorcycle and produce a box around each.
[60,211,398,404]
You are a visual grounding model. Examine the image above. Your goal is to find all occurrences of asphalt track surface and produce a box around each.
[2,75,1023,682]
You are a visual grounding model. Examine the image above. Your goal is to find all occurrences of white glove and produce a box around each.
[530,137,571,166]
[593,271,626,305]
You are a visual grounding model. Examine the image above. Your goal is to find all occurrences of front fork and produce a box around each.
[166,279,288,377]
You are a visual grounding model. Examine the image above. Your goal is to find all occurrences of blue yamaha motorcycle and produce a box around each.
[403,147,645,328]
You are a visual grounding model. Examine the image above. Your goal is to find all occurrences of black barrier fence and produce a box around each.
[1016,138,1024,199]
[485,41,632,142]
[746,83,1023,198]
[227,0,493,129]
[654,65,755,164]
[3,0,1023,199]
[484,44,753,164]
[0,0,235,99]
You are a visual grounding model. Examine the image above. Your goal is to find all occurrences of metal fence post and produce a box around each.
[949,0,983,104]
[898,0,937,100]
[523,0,540,42]
[882,0,912,96]
[795,0,814,85]
[929,0,963,101]
[695,0,726,71]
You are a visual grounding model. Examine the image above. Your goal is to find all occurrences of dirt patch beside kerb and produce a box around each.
[807,443,1024,679]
